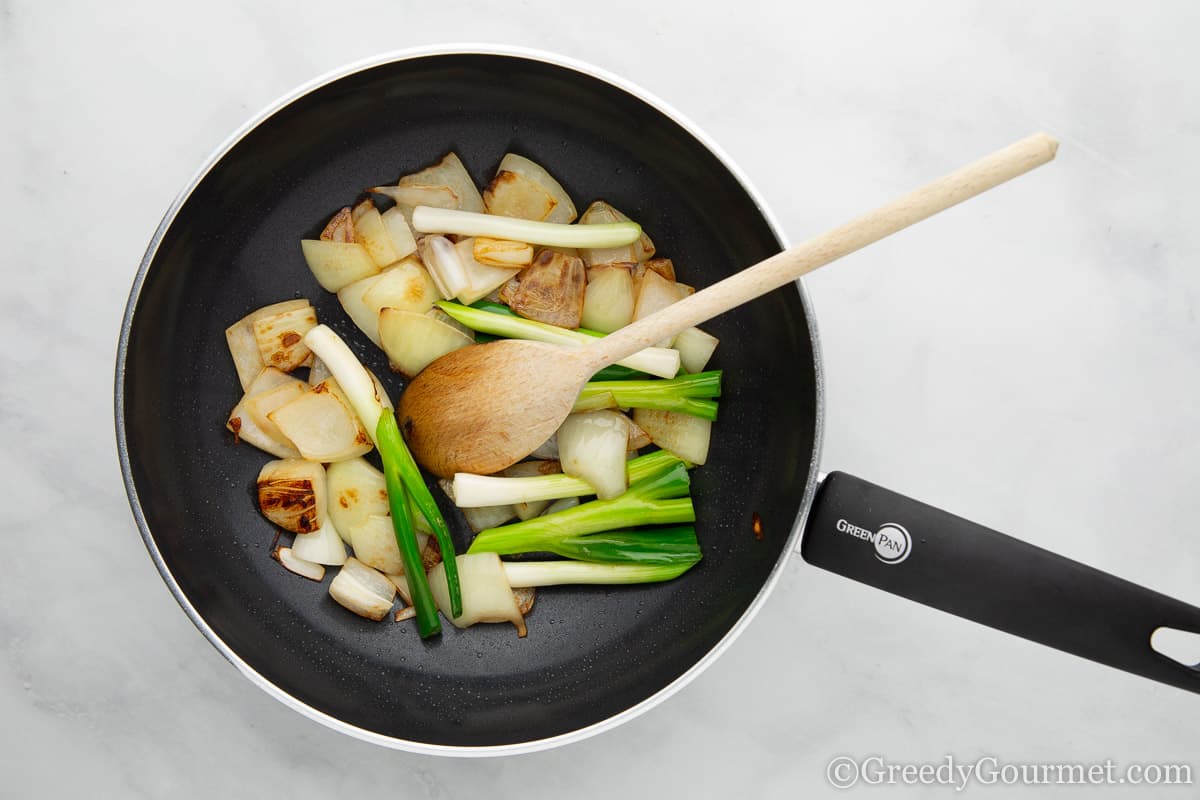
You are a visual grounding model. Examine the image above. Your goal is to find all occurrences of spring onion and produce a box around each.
[470,301,647,380]
[502,560,697,587]
[436,301,679,379]
[574,371,722,420]
[304,324,462,620]
[452,450,683,508]
[468,461,694,556]
[376,421,440,637]
[412,205,642,248]
[543,525,701,566]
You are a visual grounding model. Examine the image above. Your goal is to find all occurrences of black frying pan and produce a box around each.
[117,47,1200,755]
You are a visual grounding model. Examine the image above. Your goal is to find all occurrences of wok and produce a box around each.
[116,46,1200,756]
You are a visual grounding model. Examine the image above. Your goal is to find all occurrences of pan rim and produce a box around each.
[114,42,825,756]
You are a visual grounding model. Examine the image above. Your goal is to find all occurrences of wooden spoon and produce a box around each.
[399,133,1059,478]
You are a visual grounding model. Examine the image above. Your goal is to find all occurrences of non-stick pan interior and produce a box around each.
[120,52,818,748]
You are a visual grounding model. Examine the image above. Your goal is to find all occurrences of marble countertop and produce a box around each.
[3,1,1197,796]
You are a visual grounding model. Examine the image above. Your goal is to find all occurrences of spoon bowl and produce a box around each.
[399,339,592,478]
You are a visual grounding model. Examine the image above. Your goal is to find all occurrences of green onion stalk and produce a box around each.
[436,300,679,379]
[549,525,701,566]
[452,450,684,508]
[469,301,647,381]
[304,325,462,624]
[574,371,722,420]
[502,558,699,587]
[468,461,694,556]
[412,205,642,249]
[376,413,441,637]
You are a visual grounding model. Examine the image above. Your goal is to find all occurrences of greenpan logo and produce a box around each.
[835,519,912,564]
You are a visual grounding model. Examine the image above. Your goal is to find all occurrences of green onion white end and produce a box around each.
[412,206,642,249]
[303,325,386,443]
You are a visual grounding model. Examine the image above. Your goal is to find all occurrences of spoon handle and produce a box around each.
[581,132,1059,371]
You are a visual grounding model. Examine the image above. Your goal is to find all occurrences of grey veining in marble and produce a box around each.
[2,0,1198,797]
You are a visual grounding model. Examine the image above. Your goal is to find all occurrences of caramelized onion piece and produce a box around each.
[499,249,586,329]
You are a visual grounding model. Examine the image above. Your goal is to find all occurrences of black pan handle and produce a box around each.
[800,471,1200,693]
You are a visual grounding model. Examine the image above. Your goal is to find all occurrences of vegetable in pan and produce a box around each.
[468,460,695,556]
[223,149,725,638]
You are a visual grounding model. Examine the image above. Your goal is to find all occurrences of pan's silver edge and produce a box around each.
[115,42,824,758]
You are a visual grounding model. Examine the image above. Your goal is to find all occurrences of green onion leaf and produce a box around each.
[575,371,722,420]
[551,525,701,565]
[376,412,441,638]
[377,409,462,619]
[467,461,694,556]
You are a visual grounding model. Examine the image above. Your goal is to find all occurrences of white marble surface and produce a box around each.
[2,0,1198,796]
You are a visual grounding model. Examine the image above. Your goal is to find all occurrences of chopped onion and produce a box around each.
[484,169,558,222]
[276,547,325,582]
[380,207,418,260]
[530,433,558,460]
[673,326,719,374]
[426,306,473,338]
[633,408,712,465]
[307,357,331,386]
[252,304,319,371]
[472,237,534,268]
[225,299,312,389]
[429,553,526,637]
[361,258,439,317]
[513,586,536,616]
[632,269,681,347]
[319,206,354,243]
[454,238,522,304]
[268,379,372,463]
[542,496,580,516]
[336,272,386,347]
[503,460,562,519]
[370,152,485,214]
[582,264,635,333]
[329,557,396,621]
[577,201,656,266]
[243,380,307,448]
[394,605,417,622]
[326,457,389,545]
[462,504,517,533]
[440,478,516,532]
[484,153,578,224]
[257,459,327,533]
[378,308,474,377]
[350,199,400,268]
[291,519,347,566]
[301,240,379,292]
[627,417,652,451]
[386,572,413,605]
[556,411,631,500]
[227,368,304,458]
[347,514,405,574]
[419,235,471,300]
